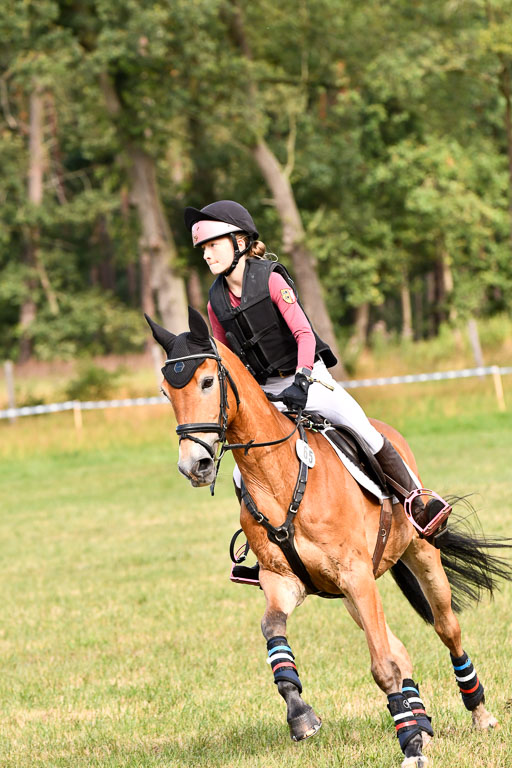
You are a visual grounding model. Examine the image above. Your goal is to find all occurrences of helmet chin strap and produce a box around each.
[221,233,253,277]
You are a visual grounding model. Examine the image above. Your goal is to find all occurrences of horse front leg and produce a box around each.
[259,569,322,742]
[343,597,434,747]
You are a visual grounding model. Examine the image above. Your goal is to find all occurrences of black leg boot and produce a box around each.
[374,437,447,532]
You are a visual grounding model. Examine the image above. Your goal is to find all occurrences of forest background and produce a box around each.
[2,0,512,389]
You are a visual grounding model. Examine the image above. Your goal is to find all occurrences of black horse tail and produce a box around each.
[390,497,512,624]
[390,560,434,624]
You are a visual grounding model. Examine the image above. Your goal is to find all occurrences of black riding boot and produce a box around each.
[374,437,443,530]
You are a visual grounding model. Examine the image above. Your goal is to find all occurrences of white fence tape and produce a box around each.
[340,365,512,389]
[1,366,510,421]
[0,396,166,420]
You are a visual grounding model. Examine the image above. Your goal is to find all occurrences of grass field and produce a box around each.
[0,387,511,768]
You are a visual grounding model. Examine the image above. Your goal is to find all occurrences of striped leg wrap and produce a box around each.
[402,678,434,737]
[451,650,485,710]
[267,636,302,694]
[387,692,422,753]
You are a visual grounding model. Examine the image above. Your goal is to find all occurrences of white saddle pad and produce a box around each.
[320,431,388,503]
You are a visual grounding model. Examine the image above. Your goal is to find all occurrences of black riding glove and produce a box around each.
[277,371,311,411]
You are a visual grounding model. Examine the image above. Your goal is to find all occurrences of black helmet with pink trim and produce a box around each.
[184,200,259,248]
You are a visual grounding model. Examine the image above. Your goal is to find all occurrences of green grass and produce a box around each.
[0,394,511,767]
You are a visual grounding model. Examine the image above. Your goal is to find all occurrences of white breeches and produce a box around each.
[232,360,384,488]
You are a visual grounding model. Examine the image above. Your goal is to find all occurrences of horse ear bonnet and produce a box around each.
[161,331,212,388]
[146,308,213,389]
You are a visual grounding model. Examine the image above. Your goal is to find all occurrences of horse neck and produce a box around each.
[220,345,295,488]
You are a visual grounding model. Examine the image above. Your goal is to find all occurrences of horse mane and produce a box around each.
[216,341,297,438]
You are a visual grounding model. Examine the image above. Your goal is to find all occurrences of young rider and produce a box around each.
[184,200,447,580]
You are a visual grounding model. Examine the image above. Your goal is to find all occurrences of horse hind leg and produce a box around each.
[401,537,499,731]
[259,570,322,742]
[344,597,434,749]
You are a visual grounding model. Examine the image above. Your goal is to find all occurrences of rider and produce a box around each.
[184,200,446,581]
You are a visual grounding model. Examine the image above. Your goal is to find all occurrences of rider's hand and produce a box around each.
[277,370,311,411]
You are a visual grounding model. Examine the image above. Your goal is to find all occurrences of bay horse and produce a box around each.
[147,308,510,768]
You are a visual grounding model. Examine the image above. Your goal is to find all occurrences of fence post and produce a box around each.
[491,366,506,412]
[4,360,16,424]
[73,400,83,432]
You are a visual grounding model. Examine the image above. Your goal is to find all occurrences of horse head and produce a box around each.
[146,307,231,487]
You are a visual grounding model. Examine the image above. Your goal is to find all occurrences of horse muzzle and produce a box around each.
[178,441,218,487]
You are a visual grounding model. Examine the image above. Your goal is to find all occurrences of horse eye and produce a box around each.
[201,376,214,390]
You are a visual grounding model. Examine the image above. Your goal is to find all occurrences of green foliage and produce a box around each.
[64,360,123,400]
[30,290,146,360]
[2,0,512,359]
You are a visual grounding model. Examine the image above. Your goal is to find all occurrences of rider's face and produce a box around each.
[202,236,245,275]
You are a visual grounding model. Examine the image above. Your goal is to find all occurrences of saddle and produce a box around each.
[301,412,390,499]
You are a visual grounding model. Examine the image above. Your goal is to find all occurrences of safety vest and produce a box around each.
[208,259,337,381]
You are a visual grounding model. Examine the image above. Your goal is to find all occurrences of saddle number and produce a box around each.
[296,439,315,468]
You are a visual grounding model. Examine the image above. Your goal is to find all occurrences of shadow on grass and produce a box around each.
[130,715,391,767]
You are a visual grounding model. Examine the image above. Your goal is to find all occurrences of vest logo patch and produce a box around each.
[280,288,296,304]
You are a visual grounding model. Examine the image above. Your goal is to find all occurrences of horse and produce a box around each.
[147,307,511,768]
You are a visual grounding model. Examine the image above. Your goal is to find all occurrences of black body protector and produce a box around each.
[208,259,337,383]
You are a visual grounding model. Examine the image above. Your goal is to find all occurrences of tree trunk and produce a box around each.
[400,271,413,341]
[436,248,457,324]
[92,216,116,291]
[99,72,188,333]
[436,248,464,348]
[497,55,512,244]
[187,268,205,316]
[413,286,423,340]
[425,271,437,337]
[347,302,370,350]
[140,247,156,352]
[126,261,137,304]
[252,139,346,378]
[140,247,155,317]
[127,145,188,332]
[19,83,59,362]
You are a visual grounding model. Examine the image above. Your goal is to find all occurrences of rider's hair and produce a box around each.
[250,240,267,259]
[238,235,268,260]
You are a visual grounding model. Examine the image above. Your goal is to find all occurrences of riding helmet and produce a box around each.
[184,200,259,248]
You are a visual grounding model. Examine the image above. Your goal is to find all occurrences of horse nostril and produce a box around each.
[196,458,213,474]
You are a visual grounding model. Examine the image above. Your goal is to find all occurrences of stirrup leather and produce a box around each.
[403,489,452,537]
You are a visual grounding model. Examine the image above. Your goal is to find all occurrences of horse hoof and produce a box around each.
[471,703,499,730]
[401,755,428,768]
[288,707,322,742]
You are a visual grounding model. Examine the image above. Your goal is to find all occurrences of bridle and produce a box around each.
[164,337,239,466]
[163,337,302,494]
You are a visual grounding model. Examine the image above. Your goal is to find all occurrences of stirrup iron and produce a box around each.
[403,489,452,537]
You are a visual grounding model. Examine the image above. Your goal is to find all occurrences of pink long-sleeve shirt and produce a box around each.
[207,272,315,371]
